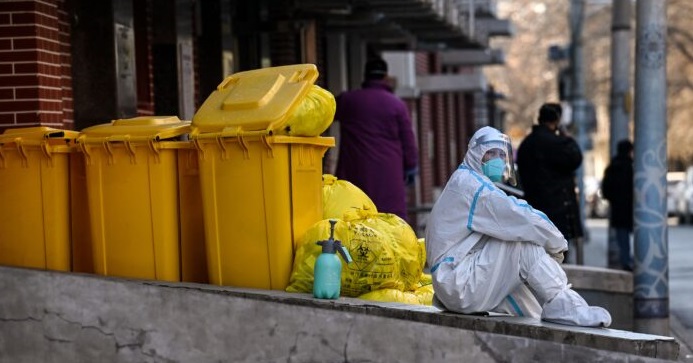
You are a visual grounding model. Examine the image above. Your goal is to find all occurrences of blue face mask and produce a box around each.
[482,158,505,182]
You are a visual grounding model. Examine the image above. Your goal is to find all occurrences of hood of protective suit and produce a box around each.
[463,126,517,186]
[463,126,507,173]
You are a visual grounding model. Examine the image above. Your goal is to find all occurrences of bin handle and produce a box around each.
[217,76,237,91]
[123,139,137,164]
[40,140,54,167]
[192,138,206,160]
[14,138,29,167]
[103,140,115,164]
[216,135,229,160]
[100,136,138,164]
[148,139,160,163]
[77,136,92,165]
[237,132,249,159]
[261,134,273,158]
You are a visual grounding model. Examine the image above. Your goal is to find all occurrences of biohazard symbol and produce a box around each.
[351,239,377,270]
[357,243,370,259]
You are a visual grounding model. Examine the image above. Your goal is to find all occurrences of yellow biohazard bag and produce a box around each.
[286,208,424,297]
[418,238,427,268]
[286,217,401,296]
[322,174,377,220]
[357,274,434,306]
[346,210,422,291]
[280,85,336,137]
[358,289,421,305]
[415,273,434,305]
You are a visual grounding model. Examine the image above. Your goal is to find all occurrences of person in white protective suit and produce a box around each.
[425,126,611,327]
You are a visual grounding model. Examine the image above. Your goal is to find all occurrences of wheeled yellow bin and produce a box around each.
[192,64,334,289]
[0,127,78,271]
[77,116,206,282]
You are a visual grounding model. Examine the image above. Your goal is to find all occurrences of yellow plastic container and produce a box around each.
[192,64,333,289]
[0,127,78,271]
[192,133,333,289]
[78,116,206,282]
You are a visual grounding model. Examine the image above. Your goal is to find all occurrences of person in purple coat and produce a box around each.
[335,57,419,220]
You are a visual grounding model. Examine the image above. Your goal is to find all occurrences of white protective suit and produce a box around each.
[425,126,611,327]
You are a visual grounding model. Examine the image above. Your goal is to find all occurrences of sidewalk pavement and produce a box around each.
[582,218,693,362]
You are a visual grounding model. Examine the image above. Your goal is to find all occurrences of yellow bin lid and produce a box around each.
[79,116,191,142]
[0,127,79,144]
[192,64,319,134]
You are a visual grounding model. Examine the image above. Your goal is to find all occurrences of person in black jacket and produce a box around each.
[601,139,634,271]
[516,103,584,262]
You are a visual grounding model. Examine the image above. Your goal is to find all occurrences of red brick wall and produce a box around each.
[0,0,73,131]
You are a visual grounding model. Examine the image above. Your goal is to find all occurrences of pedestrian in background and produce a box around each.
[601,139,634,271]
[516,103,584,262]
[334,57,419,221]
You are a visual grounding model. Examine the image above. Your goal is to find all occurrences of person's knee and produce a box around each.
[518,243,547,276]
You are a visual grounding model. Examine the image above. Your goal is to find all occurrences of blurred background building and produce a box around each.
[0,0,514,232]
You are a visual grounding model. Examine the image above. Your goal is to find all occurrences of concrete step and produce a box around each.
[0,266,679,362]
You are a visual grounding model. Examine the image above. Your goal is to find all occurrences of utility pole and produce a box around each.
[633,0,669,336]
[569,0,586,265]
[610,0,632,154]
[607,0,632,269]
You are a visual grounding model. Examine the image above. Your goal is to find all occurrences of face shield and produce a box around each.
[469,130,517,186]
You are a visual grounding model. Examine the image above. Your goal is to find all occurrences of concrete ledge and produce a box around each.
[0,266,678,362]
[564,264,634,330]
[564,264,633,293]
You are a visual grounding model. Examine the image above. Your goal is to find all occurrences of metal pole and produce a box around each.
[607,0,632,269]
[570,0,586,265]
[633,0,669,336]
[610,0,632,154]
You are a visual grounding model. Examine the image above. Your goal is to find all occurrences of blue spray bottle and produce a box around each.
[313,219,352,299]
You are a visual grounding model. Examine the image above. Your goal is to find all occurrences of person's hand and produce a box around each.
[405,167,418,186]
[557,124,571,137]
[549,251,566,264]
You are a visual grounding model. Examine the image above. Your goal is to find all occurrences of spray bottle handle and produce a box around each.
[334,241,352,263]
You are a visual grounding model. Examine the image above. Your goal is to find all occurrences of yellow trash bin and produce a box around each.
[0,127,78,271]
[78,116,206,282]
[192,64,334,290]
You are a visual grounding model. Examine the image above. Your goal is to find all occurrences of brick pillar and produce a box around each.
[455,93,470,162]
[429,53,448,187]
[0,0,73,131]
[415,51,433,204]
[446,92,458,170]
[464,93,475,143]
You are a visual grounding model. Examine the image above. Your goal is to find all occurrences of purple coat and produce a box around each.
[335,80,419,219]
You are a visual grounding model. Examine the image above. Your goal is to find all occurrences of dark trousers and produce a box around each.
[615,227,632,270]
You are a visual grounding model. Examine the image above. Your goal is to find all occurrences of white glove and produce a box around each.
[549,251,566,264]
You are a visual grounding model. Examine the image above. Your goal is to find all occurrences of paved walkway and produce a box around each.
[582,218,693,362]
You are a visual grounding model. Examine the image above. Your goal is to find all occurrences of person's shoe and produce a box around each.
[541,289,612,327]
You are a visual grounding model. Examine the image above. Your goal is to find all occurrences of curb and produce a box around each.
[670,312,693,361]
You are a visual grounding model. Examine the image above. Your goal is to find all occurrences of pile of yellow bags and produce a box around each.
[286,175,432,305]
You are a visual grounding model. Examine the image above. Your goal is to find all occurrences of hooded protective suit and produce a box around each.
[425,126,611,327]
